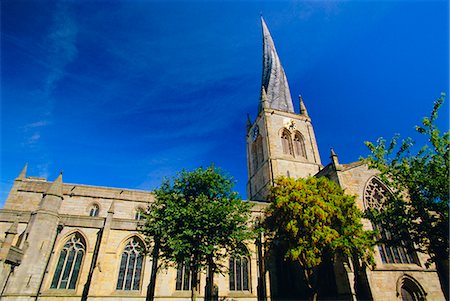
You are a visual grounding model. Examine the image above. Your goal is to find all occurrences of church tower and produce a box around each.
[246,17,322,201]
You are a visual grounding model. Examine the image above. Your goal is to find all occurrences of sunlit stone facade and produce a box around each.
[0,17,445,301]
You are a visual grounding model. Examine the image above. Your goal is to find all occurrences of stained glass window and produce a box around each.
[116,238,144,290]
[51,233,85,289]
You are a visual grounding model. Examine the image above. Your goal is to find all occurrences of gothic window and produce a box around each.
[229,252,250,291]
[116,237,144,290]
[135,207,144,220]
[252,136,263,172]
[293,131,307,158]
[50,233,86,289]
[364,177,419,265]
[398,276,426,301]
[176,261,192,291]
[89,204,99,217]
[280,129,293,156]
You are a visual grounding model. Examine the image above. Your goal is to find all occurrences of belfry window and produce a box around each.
[229,252,250,291]
[176,261,192,291]
[51,233,85,289]
[252,136,263,172]
[281,129,293,156]
[89,204,99,217]
[116,237,144,290]
[293,131,307,158]
[364,177,419,265]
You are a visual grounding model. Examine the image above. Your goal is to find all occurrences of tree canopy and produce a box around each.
[263,176,375,300]
[364,93,449,295]
[140,165,253,301]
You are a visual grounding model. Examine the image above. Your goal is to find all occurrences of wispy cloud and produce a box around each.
[43,1,78,98]
[21,2,78,147]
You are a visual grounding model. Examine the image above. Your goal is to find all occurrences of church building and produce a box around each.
[0,17,445,301]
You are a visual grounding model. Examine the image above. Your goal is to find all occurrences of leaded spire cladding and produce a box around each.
[260,17,294,113]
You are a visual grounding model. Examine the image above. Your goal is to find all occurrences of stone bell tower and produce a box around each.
[246,17,322,202]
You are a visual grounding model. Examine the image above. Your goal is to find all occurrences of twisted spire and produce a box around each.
[260,16,294,113]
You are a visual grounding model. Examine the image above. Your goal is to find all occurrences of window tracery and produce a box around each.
[280,128,293,156]
[293,131,307,158]
[116,237,144,290]
[51,233,85,289]
[364,177,419,265]
[229,252,250,291]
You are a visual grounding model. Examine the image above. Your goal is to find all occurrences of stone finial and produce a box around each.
[246,113,252,131]
[330,148,340,169]
[44,172,63,198]
[299,95,309,117]
[260,16,294,113]
[17,163,28,180]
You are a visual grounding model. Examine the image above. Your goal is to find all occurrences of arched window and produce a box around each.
[176,261,192,291]
[135,207,144,220]
[89,204,99,217]
[116,237,144,290]
[398,276,426,301]
[51,233,86,289]
[280,129,293,156]
[293,131,307,158]
[252,136,263,172]
[364,178,419,265]
[229,252,250,291]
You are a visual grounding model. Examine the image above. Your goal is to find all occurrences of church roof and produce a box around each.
[260,16,294,113]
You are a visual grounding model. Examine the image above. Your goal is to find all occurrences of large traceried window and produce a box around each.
[176,261,192,291]
[116,237,144,290]
[293,131,307,158]
[364,177,419,265]
[51,233,86,289]
[280,129,293,156]
[229,253,250,291]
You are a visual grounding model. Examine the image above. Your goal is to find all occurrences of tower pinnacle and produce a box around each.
[260,16,294,113]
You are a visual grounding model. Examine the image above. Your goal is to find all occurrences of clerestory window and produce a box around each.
[51,233,85,289]
[89,204,99,217]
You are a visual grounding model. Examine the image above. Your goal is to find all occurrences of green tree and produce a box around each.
[364,93,449,297]
[263,176,375,301]
[139,166,254,301]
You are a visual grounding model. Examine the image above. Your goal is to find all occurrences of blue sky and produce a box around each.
[1,0,448,205]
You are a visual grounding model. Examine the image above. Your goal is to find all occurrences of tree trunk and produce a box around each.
[303,268,318,301]
[146,238,160,301]
[190,267,198,301]
[205,256,214,301]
